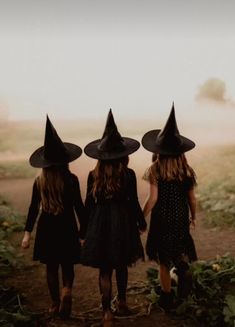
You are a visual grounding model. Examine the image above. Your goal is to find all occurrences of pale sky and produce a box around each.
[0,0,235,121]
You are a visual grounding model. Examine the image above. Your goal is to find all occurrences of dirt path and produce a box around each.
[1,176,235,327]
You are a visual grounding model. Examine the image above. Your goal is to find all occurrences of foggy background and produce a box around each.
[0,0,235,149]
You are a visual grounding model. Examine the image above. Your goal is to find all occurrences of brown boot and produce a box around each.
[59,287,72,319]
[103,310,114,327]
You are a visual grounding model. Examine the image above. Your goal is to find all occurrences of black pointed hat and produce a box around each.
[84,109,140,160]
[142,103,195,155]
[29,115,82,168]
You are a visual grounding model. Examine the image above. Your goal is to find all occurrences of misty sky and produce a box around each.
[0,0,235,121]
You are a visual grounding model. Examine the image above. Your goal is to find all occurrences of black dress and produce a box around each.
[81,168,146,269]
[144,167,197,268]
[24,172,86,264]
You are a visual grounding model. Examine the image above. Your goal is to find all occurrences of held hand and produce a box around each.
[139,228,147,235]
[80,239,85,247]
[21,232,31,249]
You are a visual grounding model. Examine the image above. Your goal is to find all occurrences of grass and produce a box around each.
[195,145,235,229]
[0,197,44,326]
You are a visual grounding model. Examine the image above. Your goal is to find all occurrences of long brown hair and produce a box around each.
[91,156,129,197]
[151,153,196,182]
[37,164,69,215]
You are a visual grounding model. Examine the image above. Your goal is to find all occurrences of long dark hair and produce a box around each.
[37,164,69,215]
[91,156,129,197]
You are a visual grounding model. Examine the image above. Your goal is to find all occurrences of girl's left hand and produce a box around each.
[21,232,31,249]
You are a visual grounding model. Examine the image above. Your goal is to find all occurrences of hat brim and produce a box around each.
[142,130,195,155]
[84,137,140,160]
[29,143,82,168]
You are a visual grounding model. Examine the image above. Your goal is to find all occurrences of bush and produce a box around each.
[147,255,235,327]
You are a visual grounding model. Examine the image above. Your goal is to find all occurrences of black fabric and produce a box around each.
[46,263,60,303]
[146,177,197,268]
[81,168,146,268]
[116,266,128,301]
[24,172,86,264]
[46,263,75,303]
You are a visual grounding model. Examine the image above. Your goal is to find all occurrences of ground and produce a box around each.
[1,171,235,327]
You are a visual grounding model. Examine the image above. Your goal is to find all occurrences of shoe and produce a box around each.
[59,287,72,319]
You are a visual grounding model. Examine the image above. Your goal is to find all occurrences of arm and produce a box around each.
[72,175,87,240]
[188,187,197,228]
[22,179,41,249]
[143,183,158,218]
[84,172,95,212]
[128,170,147,232]
[79,171,95,240]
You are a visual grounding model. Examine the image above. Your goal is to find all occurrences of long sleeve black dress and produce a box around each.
[81,168,146,268]
[24,172,86,264]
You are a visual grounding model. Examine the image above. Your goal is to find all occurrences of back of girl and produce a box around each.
[142,104,197,311]
[21,116,86,318]
[81,110,146,325]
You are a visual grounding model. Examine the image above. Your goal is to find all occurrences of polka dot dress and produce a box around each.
[144,167,197,268]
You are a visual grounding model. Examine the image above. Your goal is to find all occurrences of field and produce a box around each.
[0,120,235,326]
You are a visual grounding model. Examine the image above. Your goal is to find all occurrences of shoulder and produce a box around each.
[143,164,158,185]
[184,175,197,189]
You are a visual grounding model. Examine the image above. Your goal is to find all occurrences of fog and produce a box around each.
[0,1,234,152]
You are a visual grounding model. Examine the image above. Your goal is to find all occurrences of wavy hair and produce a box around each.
[37,165,69,215]
[91,156,129,197]
[151,153,196,182]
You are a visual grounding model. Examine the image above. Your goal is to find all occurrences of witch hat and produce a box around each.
[29,115,82,168]
[141,103,195,155]
[84,109,140,160]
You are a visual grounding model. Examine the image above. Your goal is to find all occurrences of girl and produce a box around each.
[81,110,146,324]
[21,116,86,318]
[142,104,197,311]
